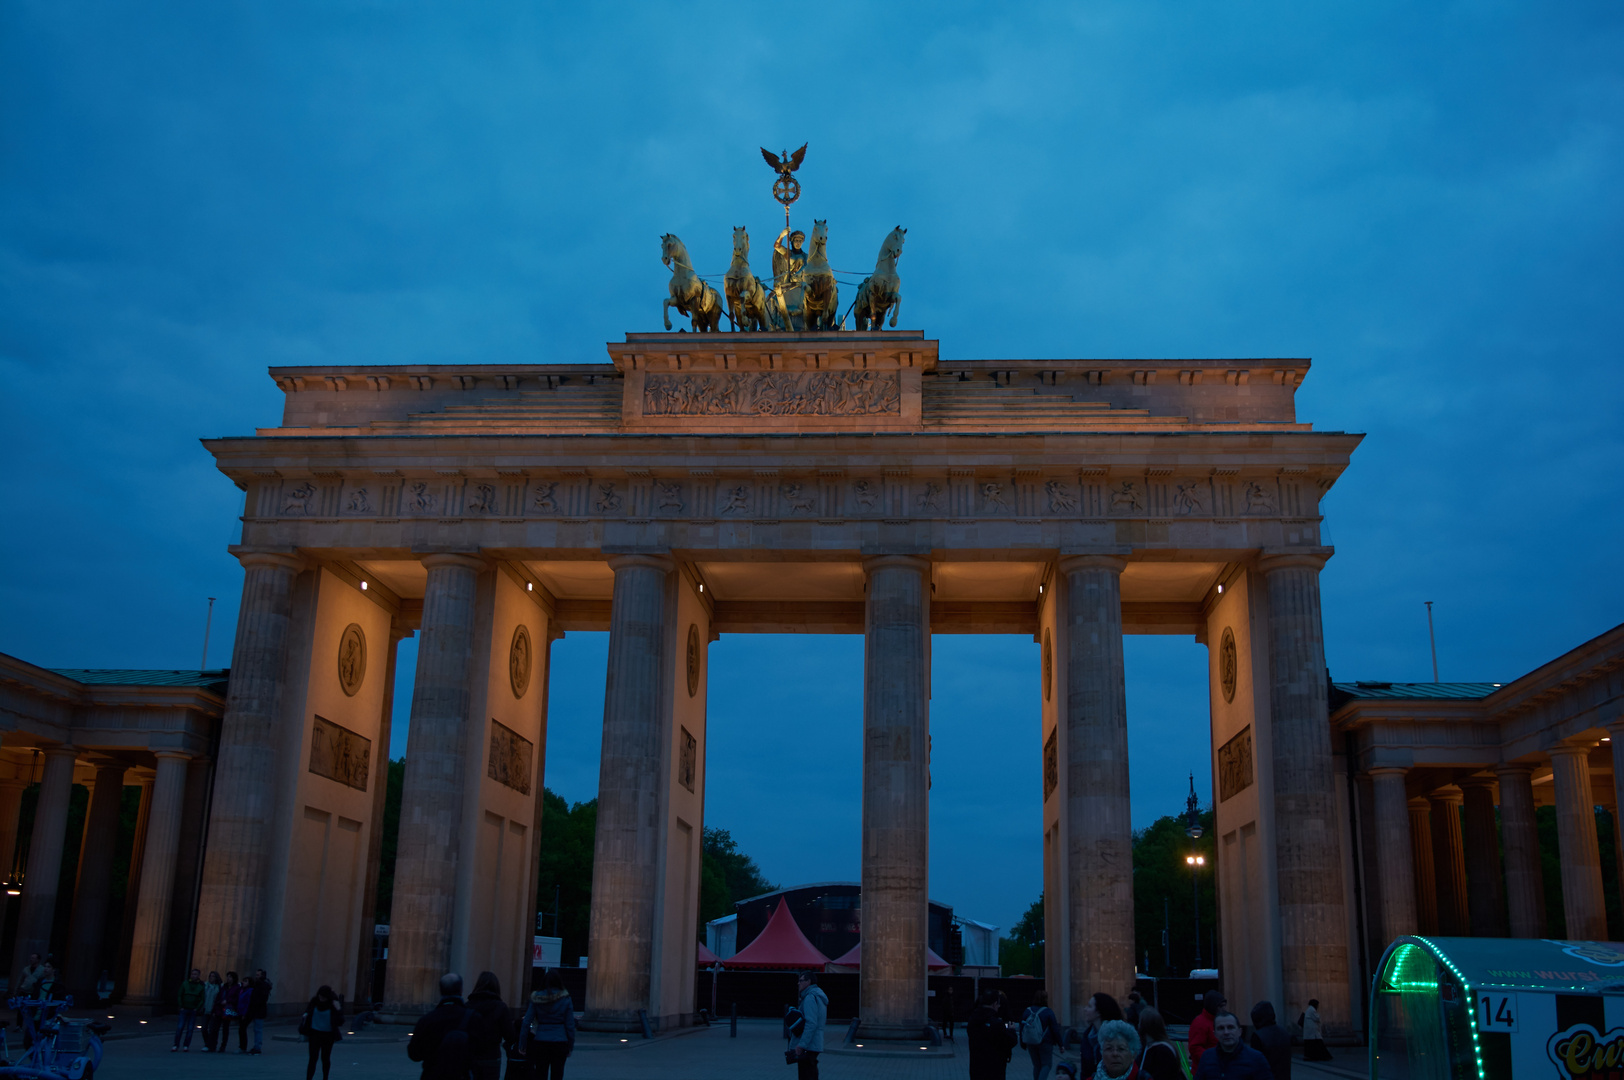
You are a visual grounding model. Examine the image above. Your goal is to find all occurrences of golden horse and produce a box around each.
[801,220,841,331]
[723,227,770,332]
[661,233,724,332]
[852,226,906,330]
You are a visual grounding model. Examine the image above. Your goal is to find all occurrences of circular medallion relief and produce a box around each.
[1042,628,1053,702]
[686,624,701,698]
[1219,627,1238,704]
[337,623,367,697]
[509,624,533,699]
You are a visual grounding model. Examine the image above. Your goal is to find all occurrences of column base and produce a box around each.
[855,1020,934,1042]
[578,1011,648,1034]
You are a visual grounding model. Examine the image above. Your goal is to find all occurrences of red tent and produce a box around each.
[722,898,831,970]
[697,940,722,966]
[827,941,952,972]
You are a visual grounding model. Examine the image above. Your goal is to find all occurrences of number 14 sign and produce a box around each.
[1479,992,1519,1032]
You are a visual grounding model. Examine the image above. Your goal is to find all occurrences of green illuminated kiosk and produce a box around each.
[1371,937,1624,1079]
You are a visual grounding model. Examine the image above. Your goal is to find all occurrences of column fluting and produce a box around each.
[126,751,192,1002]
[1259,554,1349,1030]
[1367,768,1418,939]
[1428,786,1469,936]
[65,763,127,992]
[1493,765,1545,937]
[583,553,673,1028]
[11,747,78,990]
[1460,778,1509,937]
[1407,799,1438,933]
[387,553,485,1009]
[193,551,302,974]
[1548,743,1607,940]
[1059,554,1132,1026]
[858,554,931,1039]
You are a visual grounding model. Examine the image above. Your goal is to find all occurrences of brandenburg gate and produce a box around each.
[194,330,1360,1036]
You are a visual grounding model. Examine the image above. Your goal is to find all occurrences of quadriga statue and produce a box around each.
[661,233,724,332]
[852,226,905,330]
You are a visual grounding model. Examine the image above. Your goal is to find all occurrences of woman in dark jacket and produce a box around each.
[467,971,516,1080]
[966,988,1018,1080]
[300,985,344,1080]
[518,970,577,1080]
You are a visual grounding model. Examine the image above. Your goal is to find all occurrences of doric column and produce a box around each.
[1407,799,1438,933]
[858,555,932,1039]
[1548,743,1607,940]
[193,551,302,973]
[126,751,193,1003]
[11,747,78,988]
[1494,765,1545,937]
[1609,723,1624,915]
[1460,778,1508,937]
[1259,553,1348,1028]
[0,779,27,885]
[1367,768,1417,938]
[583,554,674,1029]
[114,775,155,993]
[1058,554,1132,1024]
[1428,786,1469,935]
[65,763,127,992]
[388,553,485,1009]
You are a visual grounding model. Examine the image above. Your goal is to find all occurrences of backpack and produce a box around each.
[432,1008,477,1080]
[1020,1006,1047,1047]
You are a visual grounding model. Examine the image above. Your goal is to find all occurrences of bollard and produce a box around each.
[731,1001,738,1038]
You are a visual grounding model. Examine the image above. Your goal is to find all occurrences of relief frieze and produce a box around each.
[488,719,534,795]
[309,714,371,792]
[643,371,901,417]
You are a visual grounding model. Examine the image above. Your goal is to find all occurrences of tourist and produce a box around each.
[301,985,344,1080]
[1299,999,1330,1062]
[217,970,241,1052]
[96,969,115,1003]
[247,968,274,1054]
[1096,1019,1142,1080]
[1193,1012,1272,1080]
[967,987,1018,1080]
[466,971,515,1080]
[407,973,477,1080]
[1187,991,1225,1064]
[200,972,223,1052]
[1248,1002,1291,1080]
[235,975,255,1052]
[1124,990,1144,1027]
[172,968,205,1051]
[1076,992,1125,1077]
[1135,1007,1185,1080]
[36,962,58,999]
[517,969,576,1080]
[788,971,827,1080]
[1019,988,1064,1080]
[16,954,44,998]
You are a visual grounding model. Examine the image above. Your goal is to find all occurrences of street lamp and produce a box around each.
[1185,855,1206,969]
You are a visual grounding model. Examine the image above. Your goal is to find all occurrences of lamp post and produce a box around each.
[1183,772,1205,971]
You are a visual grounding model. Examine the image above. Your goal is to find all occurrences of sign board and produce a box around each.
[532,935,562,968]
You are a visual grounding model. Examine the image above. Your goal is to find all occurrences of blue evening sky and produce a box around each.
[2,3,1620,936]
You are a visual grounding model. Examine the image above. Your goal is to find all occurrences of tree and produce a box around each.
[1132,807,1216,976]
[1000,894,1044,976]
[699,827,776,933]
[534,790,598,964]
[374,758,405,920]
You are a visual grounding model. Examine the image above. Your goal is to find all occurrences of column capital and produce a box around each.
[1428,784,1465,805]
[1457,775,1498,791]
[606,552,674,574]
[152,750,193,763]
[1549,740,1599,759]
[1058,553,1127,575]
[861,553,930,576]
[1407,796,1431,810]
[40,745,77,763]
[1495,762,1535,778]
[1366,766,1409,778]
[231,548,305,573]
[1257,549,1333,574]
[418,551,487,573]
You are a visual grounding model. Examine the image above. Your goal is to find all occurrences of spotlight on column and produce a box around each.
[527,582,533,591]
[1217,583,1224,594]
[360,581,368,590]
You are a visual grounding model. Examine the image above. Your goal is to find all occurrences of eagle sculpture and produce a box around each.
[761,143,808,177]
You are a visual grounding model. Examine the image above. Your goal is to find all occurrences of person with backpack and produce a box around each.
[300,985,344,1080]
[1019,989,1064,1080]
[408,973,481,1080]
[787,971,827,1080]
[1135,1007,1187,1080]
[516,969,576,1080]
[246,969,274,1054]
[216,971,241,1052]
[235,977,256,1052]
[1299,999,1330,1062]
[1248,1001,1291,1080]
[199,972,223,1052]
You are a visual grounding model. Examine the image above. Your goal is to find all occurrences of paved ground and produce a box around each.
[68,1013,1374,1080]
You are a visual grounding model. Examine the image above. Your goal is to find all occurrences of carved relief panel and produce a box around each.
[310,715,371,792]
[1217,725,1254,802]
[488,720,534,795]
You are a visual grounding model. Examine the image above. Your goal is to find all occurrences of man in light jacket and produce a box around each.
[790,971,828,1080]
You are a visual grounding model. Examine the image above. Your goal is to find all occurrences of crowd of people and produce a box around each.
[407,969,577,1080]
[969,984,1331,1080]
